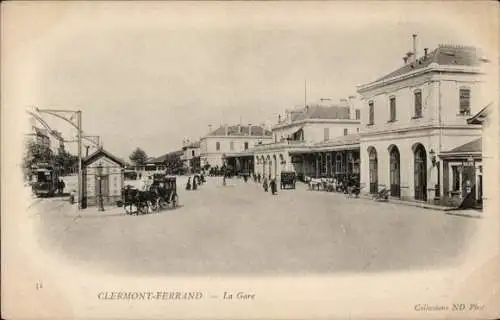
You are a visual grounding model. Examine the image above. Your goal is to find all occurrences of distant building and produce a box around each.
[200,124,273,168]
[357,39,489,205]
[181,140,201,173]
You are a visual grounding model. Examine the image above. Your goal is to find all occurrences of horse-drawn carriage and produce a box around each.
[280,171,296,189]
[120,175,179,215]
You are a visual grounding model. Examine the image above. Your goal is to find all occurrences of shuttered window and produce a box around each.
[459,88,471,115]
[368,101,374,125]
[414,90,422,118]
[389,96,396,121]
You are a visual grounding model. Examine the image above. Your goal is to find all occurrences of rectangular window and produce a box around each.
[452,166,460,191]
[355,109,361,120]
[357,128,360,132]
[191,150,195,157]
[216,142,220,151]
[389,97,396,121]
[229,141,234,151]
[323,128,330,141]
[343,128,348,136]
[368,101,374,125]
[414,91,422,118]
[459,88,471,115]
[244,142,249,150]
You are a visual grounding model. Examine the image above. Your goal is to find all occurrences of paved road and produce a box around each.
[33,176,479,275]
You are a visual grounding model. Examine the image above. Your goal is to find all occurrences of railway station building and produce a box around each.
[251,99,361,181]
[356,40,491,205]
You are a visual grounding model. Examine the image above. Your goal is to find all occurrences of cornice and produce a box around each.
[357,65,482,93]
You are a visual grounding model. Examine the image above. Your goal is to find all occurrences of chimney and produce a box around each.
[424,48,428,56]
[348,95,356,120]
[412,34,418,61]
[224,124,228,136]
[403,56,408,64]
[278,114,281,123]
[248,124,252,136]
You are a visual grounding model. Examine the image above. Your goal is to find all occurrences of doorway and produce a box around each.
[389,146,401,197]
[414,144,427,201]
[368,147,378,194]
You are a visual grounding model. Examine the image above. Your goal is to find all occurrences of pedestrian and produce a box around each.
[262,177,268,192]
[257,173,261,183]
[270,178,277,195]
[193,176,198,190]
[60,179,66,195]
[186,177,192,190]
[223,175,227,186]
[243,174,248,183]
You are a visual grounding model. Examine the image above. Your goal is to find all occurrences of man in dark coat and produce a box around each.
[270,178,277,195]
[193,176,198,190]
[262,177,268,192]
[59,179,66,195]
[186,177,191,190]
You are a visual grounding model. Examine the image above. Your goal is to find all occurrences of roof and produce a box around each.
[207,124,272,137]
[314,133,361,147]
[277,105,351,126]
[374,45,480,83]
[147,150,183,163]
[467,104,492,124]
[83,148,127,167]
[295,105,350,121]
[440,138,482,156]
[182,140,200,150]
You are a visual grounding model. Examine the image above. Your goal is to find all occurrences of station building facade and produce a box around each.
[357,43,490,204]
[251,100,361,180]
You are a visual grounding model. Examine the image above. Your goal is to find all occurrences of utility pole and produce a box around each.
[33,107,85,210]
[77,111,82,209]
[304,79,307,108]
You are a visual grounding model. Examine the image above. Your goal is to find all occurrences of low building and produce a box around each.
[134,150,184,177]
[356,38,489,203]
[200,124,272,168]
[82,148,126,207]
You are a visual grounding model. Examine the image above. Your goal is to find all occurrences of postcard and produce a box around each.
[1,1,499,319]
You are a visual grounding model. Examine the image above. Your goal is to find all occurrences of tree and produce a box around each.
[129,147,148,166]
[23,141,54,170]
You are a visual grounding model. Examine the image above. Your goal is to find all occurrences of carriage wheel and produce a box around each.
[137,202,149,215]
[149,199,159,212]
[158,199,168,210]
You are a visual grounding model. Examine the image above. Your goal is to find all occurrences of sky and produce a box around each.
[5,1,497,160]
